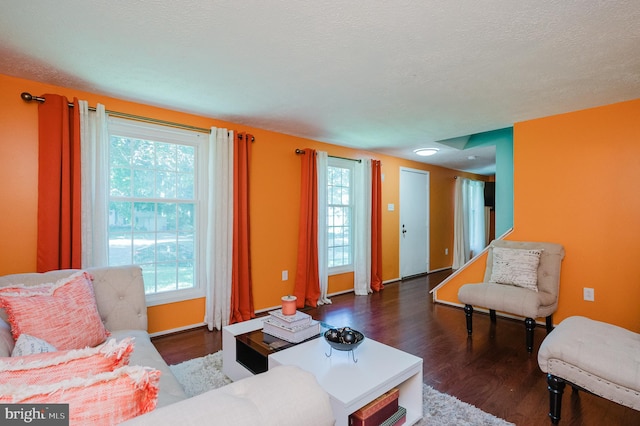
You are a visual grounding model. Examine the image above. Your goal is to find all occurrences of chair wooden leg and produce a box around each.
[489,309,496,323]
[464,304,473,335]
[547,374,566,425]
[546,315,554,334]
[525,317,535,353]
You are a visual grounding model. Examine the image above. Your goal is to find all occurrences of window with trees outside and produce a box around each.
[107,119,206,305]
[327,158,354,273]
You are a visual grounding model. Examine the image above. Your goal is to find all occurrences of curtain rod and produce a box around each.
[295,148,362,163]
[20,92,255,141]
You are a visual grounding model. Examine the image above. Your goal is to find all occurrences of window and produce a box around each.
[327,158,354,273]
[107,119,206,305]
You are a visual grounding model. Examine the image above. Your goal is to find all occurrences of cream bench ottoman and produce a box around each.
[538,316,640,424]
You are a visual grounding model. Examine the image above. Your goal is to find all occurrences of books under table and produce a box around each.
[381,406,406,426]
[267,308,312,328]
[349,388,405,426]
[262,317,320,343]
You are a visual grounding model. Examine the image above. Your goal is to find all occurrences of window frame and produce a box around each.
[327,157,355,275]
[107,118,207,306]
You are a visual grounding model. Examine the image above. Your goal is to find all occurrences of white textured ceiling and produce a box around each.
[1,1,639,175]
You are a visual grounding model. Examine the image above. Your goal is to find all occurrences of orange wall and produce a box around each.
[0,73,485,333]
[436,99,640,333]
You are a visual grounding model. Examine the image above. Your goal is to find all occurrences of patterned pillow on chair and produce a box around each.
[489,247,542,291]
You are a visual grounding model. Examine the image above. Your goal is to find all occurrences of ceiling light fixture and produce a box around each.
[413,148,439,157]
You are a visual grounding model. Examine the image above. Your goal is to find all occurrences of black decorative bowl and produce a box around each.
[324,327,365,351]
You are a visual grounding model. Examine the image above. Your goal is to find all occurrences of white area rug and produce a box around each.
[170,352,514,426]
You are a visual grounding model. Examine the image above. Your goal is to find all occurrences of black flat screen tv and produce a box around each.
[484,182,495,208]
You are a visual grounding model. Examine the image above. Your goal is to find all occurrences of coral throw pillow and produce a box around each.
[0,365,159,426]
[0,337,134,386]
[0,271,110,350]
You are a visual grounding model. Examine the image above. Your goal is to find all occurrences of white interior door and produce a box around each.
[400,168,429,278]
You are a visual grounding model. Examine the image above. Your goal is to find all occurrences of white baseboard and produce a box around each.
[328,289,354,297]
[428,267,451,273]
[257,285,394,313]
[255,305,280,314]
[388,268,454,283]
[149,322,207,338]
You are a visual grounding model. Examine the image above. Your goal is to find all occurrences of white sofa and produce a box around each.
[0,265,334,425]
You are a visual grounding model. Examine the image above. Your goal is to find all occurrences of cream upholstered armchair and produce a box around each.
[457,240,565,353]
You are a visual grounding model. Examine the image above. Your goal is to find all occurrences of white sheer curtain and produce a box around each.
[79,101,109,268]
[453,178,466,269]
[453,177,486,269]
[204,128,234,330]
[316,151,331,305]
[353,158,372,295]
[467,180,486,256]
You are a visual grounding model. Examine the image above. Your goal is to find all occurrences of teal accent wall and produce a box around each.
[466,127,514,236]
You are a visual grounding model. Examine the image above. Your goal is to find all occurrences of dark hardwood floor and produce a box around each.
[152,271,640,426]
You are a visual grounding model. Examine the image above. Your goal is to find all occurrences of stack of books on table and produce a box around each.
[262,309,320,344]
[349,388,406,426]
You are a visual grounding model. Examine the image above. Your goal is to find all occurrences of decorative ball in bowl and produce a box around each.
[324,327,365,351]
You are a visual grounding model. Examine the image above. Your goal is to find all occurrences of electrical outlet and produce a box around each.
[445,248,449,255]
[282,270,288,281]
[583,287,595,302]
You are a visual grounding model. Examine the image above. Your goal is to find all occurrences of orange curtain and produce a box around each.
[37,95,82,272]
[370,160,384,291]
[294,149,321,308]
[229,133,255,324]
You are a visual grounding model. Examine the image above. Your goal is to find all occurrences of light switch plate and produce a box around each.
[583,287,594,301]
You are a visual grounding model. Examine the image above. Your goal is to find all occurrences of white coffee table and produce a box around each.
[269,336,423,426]
[222,318,423,425]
